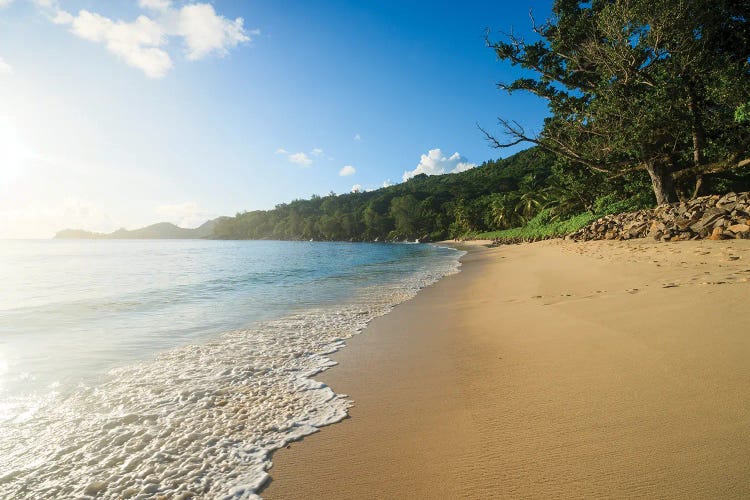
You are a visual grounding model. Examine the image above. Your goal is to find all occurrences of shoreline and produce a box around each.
[262,238,750,498]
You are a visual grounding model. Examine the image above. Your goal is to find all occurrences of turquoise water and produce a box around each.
[0,239,462,498]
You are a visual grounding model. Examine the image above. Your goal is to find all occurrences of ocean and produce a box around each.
[0,239,462,498]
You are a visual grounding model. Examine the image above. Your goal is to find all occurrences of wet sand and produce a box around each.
[262,239,750,499]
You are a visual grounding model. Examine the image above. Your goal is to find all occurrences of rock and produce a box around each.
[728,224,750,234]
[690,208,728,233]
[676,216,698,231]
[708,227,726,240]
[712,217,729,228]
[568,191,750,243]
[627,222,647,237]
[717,192,738,206]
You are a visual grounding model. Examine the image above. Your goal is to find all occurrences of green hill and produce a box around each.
[55,218,224,240]
[213,148,561,241]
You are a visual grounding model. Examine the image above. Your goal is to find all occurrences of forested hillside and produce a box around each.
[214,148,654,241]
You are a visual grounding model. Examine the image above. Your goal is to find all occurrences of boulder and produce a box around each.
[708,227,726,240]
[690,208,728,233]
[567,190,750,243]
[728,224,750,234]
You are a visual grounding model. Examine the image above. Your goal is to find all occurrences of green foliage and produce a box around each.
[473,210,598,242]
[592,192,652,216]
[473,190,652,244]
[736,103,750,124]
[214,148,562,241]
[487,0,750,204]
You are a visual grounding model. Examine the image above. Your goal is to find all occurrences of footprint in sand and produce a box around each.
[626,288,640,294]
[662,283,679,288]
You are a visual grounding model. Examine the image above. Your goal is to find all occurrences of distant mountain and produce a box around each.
[54,218,226,240]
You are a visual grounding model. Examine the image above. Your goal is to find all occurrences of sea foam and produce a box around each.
[0,246,464,499]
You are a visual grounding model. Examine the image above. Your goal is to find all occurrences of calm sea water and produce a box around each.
[0,239,462,498]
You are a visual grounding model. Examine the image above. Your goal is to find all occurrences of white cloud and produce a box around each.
[402,148,477,182]
[0,57,12,75]
[69,10,173,78]
[173,3,250,60]
[138,0,171,11]
[353,133,361,142]
[155,201,212,228]
[382,179,393,188]
[0,0,14,8]
[339,165,356,176]
[52,9,73,24]
[351,184,362,193]
[277,147,327,166]
[39,1,253,78]
[288,152,312,166]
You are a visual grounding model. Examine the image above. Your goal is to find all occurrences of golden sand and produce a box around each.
[262,239,750,498]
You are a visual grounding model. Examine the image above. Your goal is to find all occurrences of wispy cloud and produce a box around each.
[276,147,323,167]
[35,0,255,78]
[0,57,12,75]
[339,165,356,176]
[402,148,477,181]
[353,133,361,142]
[351,184,362,193]
[288,152,312,166]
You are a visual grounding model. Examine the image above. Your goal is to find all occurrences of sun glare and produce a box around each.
[0,116,28,185]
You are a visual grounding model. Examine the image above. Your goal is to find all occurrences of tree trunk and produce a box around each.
[687,83,706,198]
[645,162,678,205]
[691,175,704,199]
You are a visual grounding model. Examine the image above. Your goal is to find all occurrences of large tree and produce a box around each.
[485,0,750,204]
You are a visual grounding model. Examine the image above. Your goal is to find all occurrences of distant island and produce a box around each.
[54,218,226,240]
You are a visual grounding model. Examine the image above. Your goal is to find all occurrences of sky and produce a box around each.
[0,0,552,238]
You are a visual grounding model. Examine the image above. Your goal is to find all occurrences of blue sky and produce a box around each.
[0,0,552,237]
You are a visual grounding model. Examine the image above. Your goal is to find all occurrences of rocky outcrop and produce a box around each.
[569,192,750,242]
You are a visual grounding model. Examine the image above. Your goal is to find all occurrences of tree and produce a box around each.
[484,0,750,204]
[390,195,423,239]
[489,193,523,229]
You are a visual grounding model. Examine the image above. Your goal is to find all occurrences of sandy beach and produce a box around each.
[262,238,750,499]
